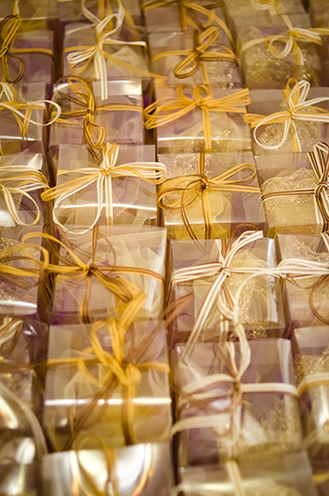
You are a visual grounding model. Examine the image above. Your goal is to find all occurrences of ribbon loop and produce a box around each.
[0,14,25,84]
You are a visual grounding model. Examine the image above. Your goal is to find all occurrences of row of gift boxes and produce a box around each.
[3,315,329,478]
[1,441,325,496]
[2,225,329,333]
[6,0,329,91]
[3,141,329,238]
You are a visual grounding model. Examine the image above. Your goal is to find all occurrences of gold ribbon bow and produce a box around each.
[23,227,164,323]
[41,142,166,233]
[142,0,231,39]
[0,82,61,139]
[50,76,143,150]
[244,78,329,152]
[151,25,237,84]
[0,165,49,226]
[261,142,329,232]
[47,297,170,448]
[158,154,259,239]
[240,14,329,76]
[144,85,250,152]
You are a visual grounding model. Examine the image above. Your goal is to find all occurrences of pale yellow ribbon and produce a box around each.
[42,142,167,233]
[144,85,250,152]
[244,78,329,152]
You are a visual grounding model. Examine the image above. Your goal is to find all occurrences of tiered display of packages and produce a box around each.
[0,0,329,495]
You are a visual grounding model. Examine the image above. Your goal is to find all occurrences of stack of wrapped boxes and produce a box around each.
[0,0,329,495]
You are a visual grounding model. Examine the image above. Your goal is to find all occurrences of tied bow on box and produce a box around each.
[42,142,167,234]
[141,0,231,35]
[64,0,164,101]
[151,25,237,85]
[50,76,143,150]
[240,14,329,76]
[244,78,329,152]
[158,153,260,240]
[144,84,250,152]
[261,142,329,232]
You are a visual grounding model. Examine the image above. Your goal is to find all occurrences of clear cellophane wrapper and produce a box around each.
[0,435,37,496]
[48,226,166,324]
[173,339,302,468]
[236,14,322,89]
[141,1,225,33]
[53,144,158,228]
[249,87,329,154]
[49,80,144,147]
[158,151,265,239]
[0,226,45,318]
[0,0,58,22]
[256,152,323,236]
[58,0,143,26]
[0,29,55,85]
[0,82,47,144]
[154,86,251,154]
[42,443,174,496]
[43,322,172,451]
[148,30,241,89]
[62,22,150,83]
[277,233,329,329]
[0,317,47,415]
[178,451,317,496]
[167,237,285,344]
[293,326,329,462]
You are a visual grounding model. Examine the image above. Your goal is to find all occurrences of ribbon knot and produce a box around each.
[199,174,209,189]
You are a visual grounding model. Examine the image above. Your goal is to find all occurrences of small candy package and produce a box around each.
[42,443,174,496]
[167,231,285,345]
[43,321,171,450]
[157,151,264,240]
[47,225,167,324]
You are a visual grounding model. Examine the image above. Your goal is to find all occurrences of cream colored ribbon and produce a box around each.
[251,0,279,15]
[0,164,49,226]
[0,82,61,137]
[42,143,166,234]
[66,0,149,101]
[244,79,329,152]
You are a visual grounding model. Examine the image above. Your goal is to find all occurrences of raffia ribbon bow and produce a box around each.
[158,159,259,239]
[50,76,142,150]
[141,0,231,37]
[42,142,167,233]
[65,0,163,101]
[151,25,237,83]
[244,78,329,152]
[240,14,329,74]
[0,82,61,138]
[0,165,49,226]
[144,85,250,152]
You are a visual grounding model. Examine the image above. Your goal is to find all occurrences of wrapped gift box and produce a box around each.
[42,443,174,496]
[309,0,329,63]
[167,234,285,344]
[0,226,47,318]
[48,144,161,230]
[148,28,241,89]
[277,233,329,329]
[236,14,322,89]
[0,0,58,22]
[43,322,172,450]
[158,152,264,240]
[58,0,143,26]
[293,326,329,463]
[146,85,251,154]
[49,79,144,147]
[0,436,37,496]
[256,150,326,236]
[247,84,329,155]
[178,452,317,495]
[48,226,167,324]
[173,339,302,468]
[0,25,55,85]
[141,0,228,34]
